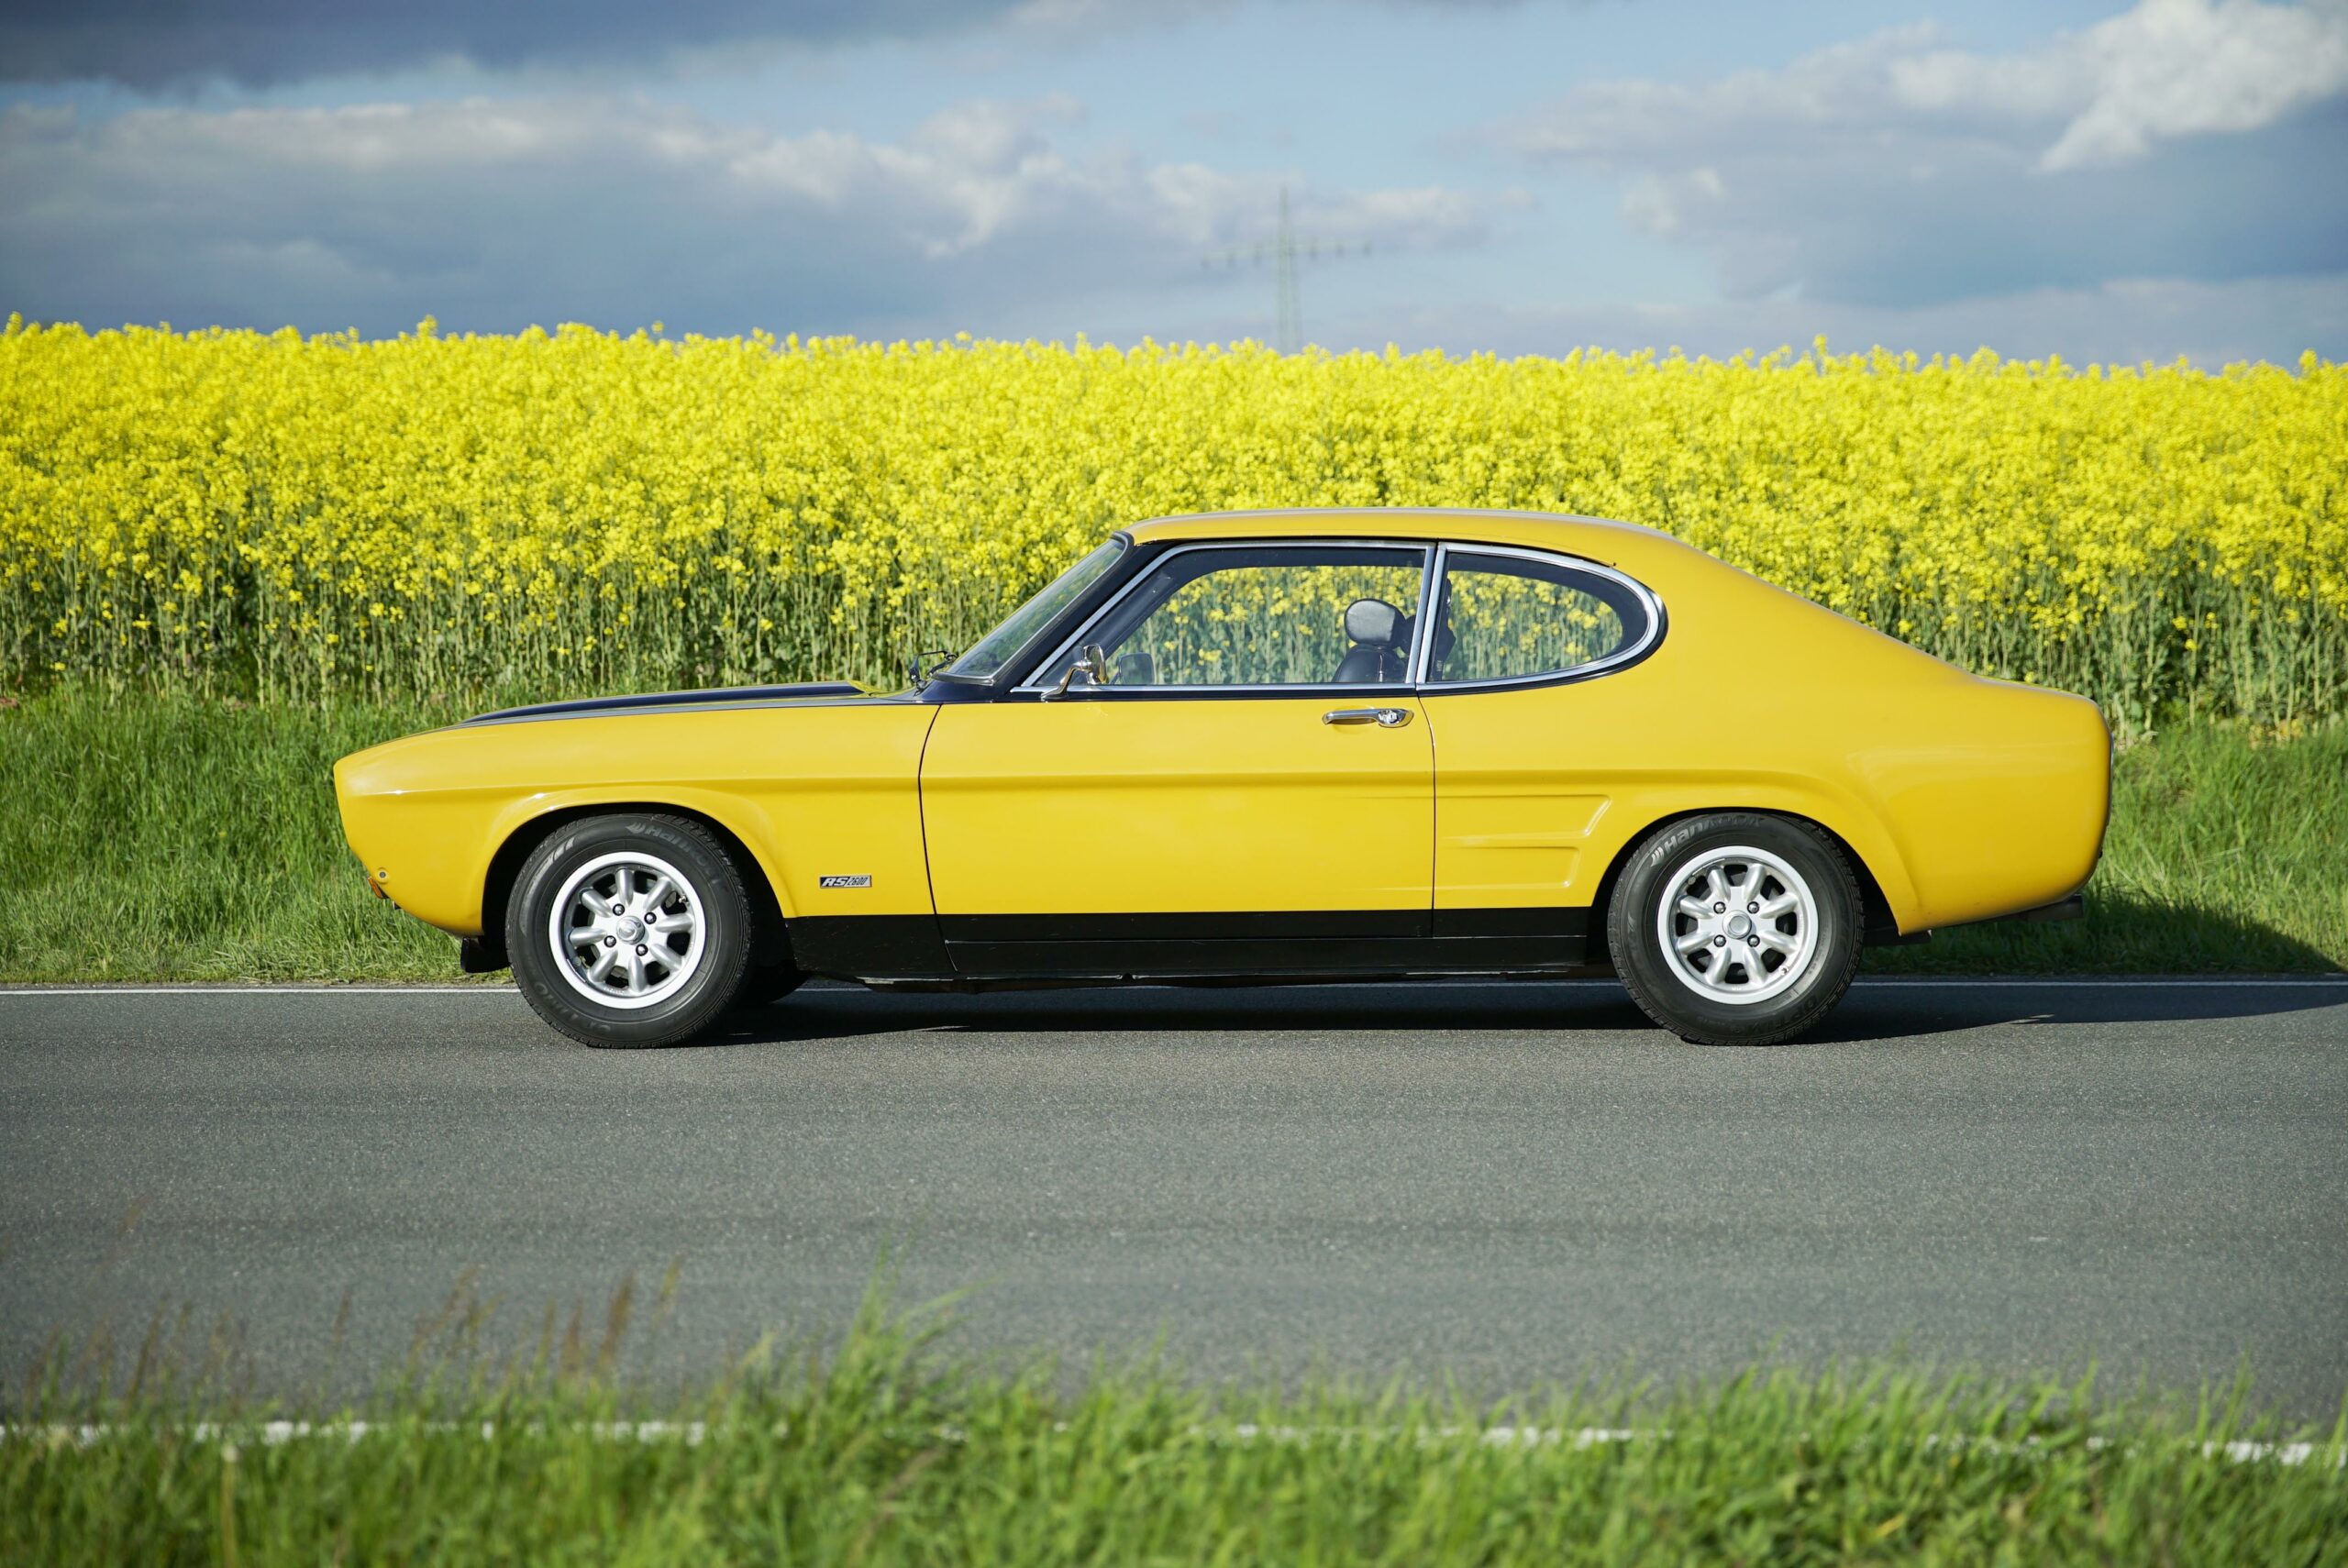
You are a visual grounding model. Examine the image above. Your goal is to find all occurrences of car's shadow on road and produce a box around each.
[709,976,2347,1049]
[1800,979,2346,1045]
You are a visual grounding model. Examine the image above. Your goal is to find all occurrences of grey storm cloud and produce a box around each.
[0,0,1530,87]
[0,92,1501,337]
[0,0,1028,86]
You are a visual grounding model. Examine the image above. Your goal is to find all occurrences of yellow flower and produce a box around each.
[0,322,2337,732]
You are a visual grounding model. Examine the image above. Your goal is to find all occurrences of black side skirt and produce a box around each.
[785,909,1593,984]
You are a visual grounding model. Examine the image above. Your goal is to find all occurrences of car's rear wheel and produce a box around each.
[506,812,753,1048]
[1606,812,1862,1046]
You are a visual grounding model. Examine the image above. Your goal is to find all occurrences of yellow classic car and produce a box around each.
[335,510,2110,1048]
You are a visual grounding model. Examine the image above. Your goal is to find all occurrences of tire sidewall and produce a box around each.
[507,814,752,1047]
[733,960,809,1012]
[1608,812,1860,1045]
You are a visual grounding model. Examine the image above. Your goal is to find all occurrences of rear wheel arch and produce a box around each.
[482,802,789,971]
[1590,807,1901,947]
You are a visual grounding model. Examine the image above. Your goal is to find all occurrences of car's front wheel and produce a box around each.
[732,958,809,1013]
[1606,812,1862,1046]
[506,812,754,1048]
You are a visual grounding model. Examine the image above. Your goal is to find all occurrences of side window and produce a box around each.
[1036,544,1426,688]
[1428,551,1650,684]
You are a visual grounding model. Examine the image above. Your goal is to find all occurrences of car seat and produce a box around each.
[1334,598,1411,682]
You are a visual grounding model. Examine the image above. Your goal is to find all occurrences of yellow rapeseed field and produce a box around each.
[3,315,2342,730]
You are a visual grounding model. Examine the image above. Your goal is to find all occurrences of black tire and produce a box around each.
[1605,812,1862,1047]
[732,959,809,1013]
[506,812,754,1048]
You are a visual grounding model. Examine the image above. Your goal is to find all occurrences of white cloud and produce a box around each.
[1490,0,2348,308]
[1893,0,2348,170]
[1506,1,2348,175]
[0,94,1502,337]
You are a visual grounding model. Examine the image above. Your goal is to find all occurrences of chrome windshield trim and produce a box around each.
[946,532,1132,683]
[1013,537,1438,694]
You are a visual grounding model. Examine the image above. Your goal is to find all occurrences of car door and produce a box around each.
[1418,543,1666,963]
[919,540,1435,977]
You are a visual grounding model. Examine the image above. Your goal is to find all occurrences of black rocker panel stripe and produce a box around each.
[786,915,950,978]
[1431,907,1589,939]
[939,934,1589,977]
[936,910,1424,943]
[786,910,1592,981]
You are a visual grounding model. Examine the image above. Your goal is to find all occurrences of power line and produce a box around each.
[1202,186,1368,355]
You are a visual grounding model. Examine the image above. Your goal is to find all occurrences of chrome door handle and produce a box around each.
[1323,706,1413,728]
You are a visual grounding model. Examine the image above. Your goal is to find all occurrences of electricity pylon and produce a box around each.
[1203,186,1366,355]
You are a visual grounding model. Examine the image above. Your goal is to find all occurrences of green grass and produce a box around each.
[0,693,463,981]
[8,1284,2345,1566]
[2,692,2342,981]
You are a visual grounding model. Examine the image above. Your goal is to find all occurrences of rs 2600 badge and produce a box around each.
[817,874,873,889]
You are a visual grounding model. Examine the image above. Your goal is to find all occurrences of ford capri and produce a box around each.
[334,510,2110,1047]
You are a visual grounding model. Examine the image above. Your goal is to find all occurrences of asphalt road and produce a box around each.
[4,979,2345,1417]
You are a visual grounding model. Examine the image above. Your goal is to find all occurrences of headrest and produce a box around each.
[1344,597,1405,647]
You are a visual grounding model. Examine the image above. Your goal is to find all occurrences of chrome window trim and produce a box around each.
[1013,538,1439,695]
[1407,543,1442,677]
[1415,541,1666,690]
[1407,544,1450,686]
[1127,506,1648,527]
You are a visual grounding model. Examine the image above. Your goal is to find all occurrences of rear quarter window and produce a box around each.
[1428,550,1656,684]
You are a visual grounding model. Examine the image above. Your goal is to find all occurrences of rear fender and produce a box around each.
[1581,780,1924,933]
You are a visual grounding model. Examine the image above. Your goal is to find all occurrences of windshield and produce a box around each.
[945,536,1127,678]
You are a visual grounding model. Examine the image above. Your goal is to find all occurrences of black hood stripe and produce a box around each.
[467,682,873,726]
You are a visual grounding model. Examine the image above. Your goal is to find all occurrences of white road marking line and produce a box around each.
[0,986,518,999]
[5,1419,2332,1465]
[2,976,2343,998]
[5,1419,705,1447]
[1848,977,2348,988]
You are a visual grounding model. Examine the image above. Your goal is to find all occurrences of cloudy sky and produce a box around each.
[2,0,2342,362]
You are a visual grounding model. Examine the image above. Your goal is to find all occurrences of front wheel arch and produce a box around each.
[482,802,789,973]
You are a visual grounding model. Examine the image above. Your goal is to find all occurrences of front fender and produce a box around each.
[471,786,796,937]
[338,777,784,939]
[335,701,936,938]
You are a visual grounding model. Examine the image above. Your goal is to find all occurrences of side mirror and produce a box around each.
[1046,645,1109,701]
